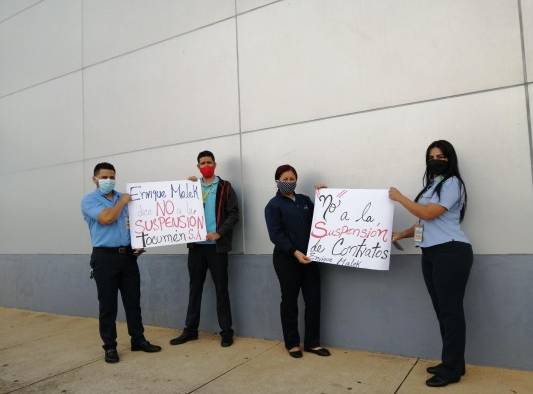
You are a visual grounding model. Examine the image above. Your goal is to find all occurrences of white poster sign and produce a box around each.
[307,189,394,270]
[127,180,207,249]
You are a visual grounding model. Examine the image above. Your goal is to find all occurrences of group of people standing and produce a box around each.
[81,140,472,388]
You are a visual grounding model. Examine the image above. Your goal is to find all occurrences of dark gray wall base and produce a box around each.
[0,253,531,370]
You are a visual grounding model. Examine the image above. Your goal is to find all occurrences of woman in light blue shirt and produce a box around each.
[389,140,473,388]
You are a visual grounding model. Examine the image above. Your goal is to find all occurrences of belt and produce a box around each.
[194,243,216,247]
[92,246,132,254]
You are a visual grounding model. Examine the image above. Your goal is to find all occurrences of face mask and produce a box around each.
[199,165,215,178]
[276,180,297,195]
[98,179,115,194]
[427,159,448,175]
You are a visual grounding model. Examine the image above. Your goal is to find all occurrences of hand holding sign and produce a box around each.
[119,193,132,204]
[294,250,312,264]
[206,232,221,241]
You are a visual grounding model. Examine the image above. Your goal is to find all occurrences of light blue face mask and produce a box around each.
[98,179,115,194]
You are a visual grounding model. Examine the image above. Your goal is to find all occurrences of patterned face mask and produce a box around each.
[276,180,297,194]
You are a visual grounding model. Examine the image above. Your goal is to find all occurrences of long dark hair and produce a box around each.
[414,140,468,221]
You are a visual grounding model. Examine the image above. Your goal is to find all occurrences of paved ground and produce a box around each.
[1,308,532,394]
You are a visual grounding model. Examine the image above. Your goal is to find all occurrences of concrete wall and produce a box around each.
[0,0,532,370]
[1,254,532,371]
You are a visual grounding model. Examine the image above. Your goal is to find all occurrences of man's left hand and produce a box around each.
[206,232,221,241]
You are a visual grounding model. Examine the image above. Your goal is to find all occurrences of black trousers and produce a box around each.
[273,250,321,350]
[91,250,145,350]
[184,245,233,336]
[421,241,473,379]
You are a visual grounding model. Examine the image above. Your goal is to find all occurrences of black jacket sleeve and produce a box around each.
[217,182,239,238]
[264,201,296,255]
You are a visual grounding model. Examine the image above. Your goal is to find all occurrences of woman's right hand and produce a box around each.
[388,187,404,202]
[294,250,312,264]
[392,226,415,241]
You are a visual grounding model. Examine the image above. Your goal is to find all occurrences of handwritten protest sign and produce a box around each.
[127,180,207,249]
[307,189,394,270]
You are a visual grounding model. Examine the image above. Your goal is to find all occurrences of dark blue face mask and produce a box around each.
[276,180,297,194]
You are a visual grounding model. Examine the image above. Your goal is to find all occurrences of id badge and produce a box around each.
[414,224,424,242]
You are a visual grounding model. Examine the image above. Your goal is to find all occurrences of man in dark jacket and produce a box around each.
[170,151,239,347]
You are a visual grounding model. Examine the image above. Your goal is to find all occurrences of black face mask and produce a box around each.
[427,159,448,175]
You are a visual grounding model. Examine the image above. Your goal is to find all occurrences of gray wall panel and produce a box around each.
[83,0,235,65]
[1,253,531,370]
[0,0,41,22]
[238,0,523,131]
[0,0,81,96]
[242,87,533,255]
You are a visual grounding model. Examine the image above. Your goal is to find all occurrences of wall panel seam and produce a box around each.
[237,0,284,14]
[0,0,289,99]
[0,69,81,100]
[0,0,44,25]
[235,0,246,253]
[81,0,86,194]
[517,0,533,183]
[0,133,242,177]
[240,83,528,136]
[2,83,532,177]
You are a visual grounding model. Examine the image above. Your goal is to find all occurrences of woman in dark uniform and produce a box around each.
[264,164,330,359]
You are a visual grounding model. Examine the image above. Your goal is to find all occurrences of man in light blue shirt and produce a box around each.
[196,175,218,245]
[81,162,161,363]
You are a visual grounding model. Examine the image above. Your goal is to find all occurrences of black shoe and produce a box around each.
[169,331,198,345]
[288,350,303,358]
[104,349,119,363]
[426,364,442,374]
[304,347,331,357]
[425,375,460,387]
[131,340,162,352]
[221,336,233,347]
[427,364,465,376]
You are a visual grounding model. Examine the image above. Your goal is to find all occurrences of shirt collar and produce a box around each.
[276,191,297,201]
[201,176,219,186]
[95,189,120,201]
[430,175,445,186]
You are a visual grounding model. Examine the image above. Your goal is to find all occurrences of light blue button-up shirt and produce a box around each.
[81,190,131,247]
[197,176,219,245]
[416,176,470,248]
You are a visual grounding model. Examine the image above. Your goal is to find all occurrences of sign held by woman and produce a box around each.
[307,189,394,270]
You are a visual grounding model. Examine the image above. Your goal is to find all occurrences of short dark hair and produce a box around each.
[93,162,116,176]
[197,150,215,163]
[275,164,297,180]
